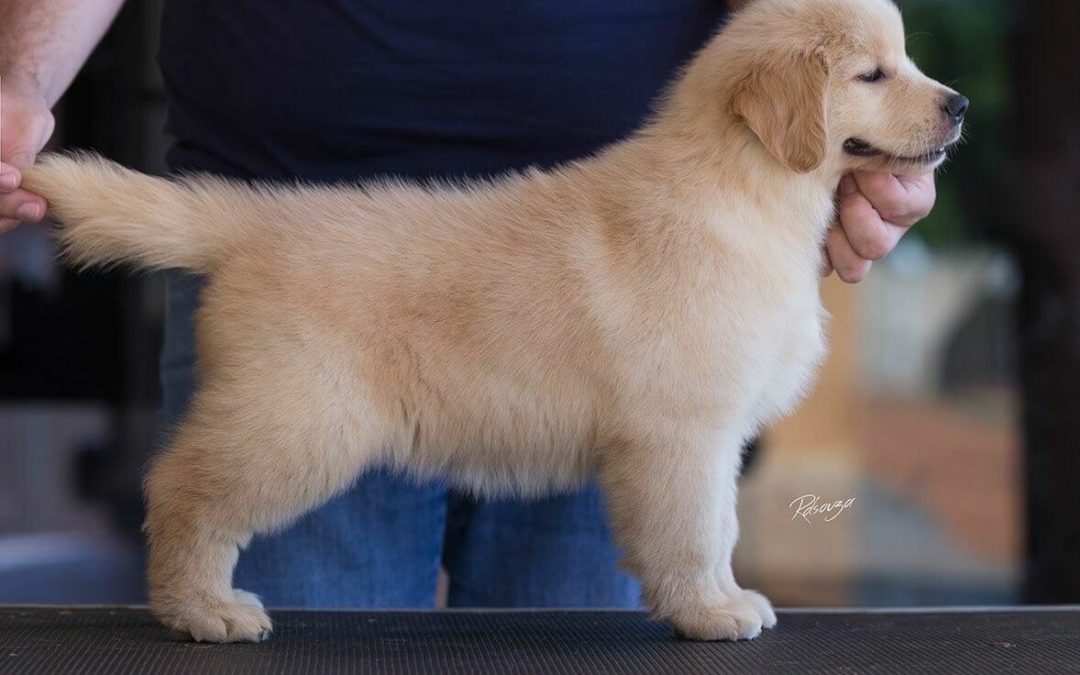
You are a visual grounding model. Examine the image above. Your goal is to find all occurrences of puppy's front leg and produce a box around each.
[600,429,776,640]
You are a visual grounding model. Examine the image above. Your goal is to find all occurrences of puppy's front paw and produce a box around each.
[669,589,776,641]
[154,588,272,643]
[739,588,777,629]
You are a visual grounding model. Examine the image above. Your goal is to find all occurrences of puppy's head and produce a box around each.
[726,0,966,176]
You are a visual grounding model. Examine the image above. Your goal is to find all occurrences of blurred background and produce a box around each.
[0,0,1076,607]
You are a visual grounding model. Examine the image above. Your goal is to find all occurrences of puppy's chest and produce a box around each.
[752,287,828,419]
[724,279,824,367]
[696,265,828,415]
[654,194,834,421]
[760,285,825,386]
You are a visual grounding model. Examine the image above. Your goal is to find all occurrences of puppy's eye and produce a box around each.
[858,68,886,83]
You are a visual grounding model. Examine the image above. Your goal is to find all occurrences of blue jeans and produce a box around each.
[160,270,640,608]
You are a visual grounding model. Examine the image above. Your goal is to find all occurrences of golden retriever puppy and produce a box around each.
[23,0,965,643]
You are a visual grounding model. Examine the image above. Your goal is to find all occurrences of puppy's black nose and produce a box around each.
[943,94,969,123]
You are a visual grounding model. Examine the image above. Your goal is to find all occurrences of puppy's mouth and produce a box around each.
[842,138,949,165]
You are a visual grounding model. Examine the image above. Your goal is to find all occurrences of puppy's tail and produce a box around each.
[22,152,257,273]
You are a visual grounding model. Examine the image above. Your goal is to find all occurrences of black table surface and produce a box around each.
[1,606,1078,674]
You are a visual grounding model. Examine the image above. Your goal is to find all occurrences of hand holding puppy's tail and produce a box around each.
[22,152,250,273]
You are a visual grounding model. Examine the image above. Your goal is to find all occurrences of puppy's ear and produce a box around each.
[733,51,829,173]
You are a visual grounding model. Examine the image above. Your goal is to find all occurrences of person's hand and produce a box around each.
[0,72,55,233]
[824,171,936,283]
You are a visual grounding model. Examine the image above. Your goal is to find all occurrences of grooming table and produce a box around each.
[1,606,1077,674]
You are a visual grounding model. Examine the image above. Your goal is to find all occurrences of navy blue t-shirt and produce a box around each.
[159,1,726,182]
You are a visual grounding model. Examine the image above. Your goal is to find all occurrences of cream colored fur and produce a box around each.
[22,0,962,643]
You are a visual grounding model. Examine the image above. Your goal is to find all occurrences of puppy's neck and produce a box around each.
[617,36,840,247]
[636,98,835,248]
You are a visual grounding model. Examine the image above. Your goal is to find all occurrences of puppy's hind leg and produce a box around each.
[599,427,776,641]
[143,386,384,643]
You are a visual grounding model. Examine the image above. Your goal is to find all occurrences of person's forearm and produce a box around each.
[0,0,126,105]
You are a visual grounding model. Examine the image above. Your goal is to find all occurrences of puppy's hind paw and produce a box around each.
[156,590,273,643]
